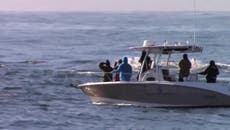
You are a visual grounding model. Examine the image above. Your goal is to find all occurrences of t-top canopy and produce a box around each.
[130,44,203,54]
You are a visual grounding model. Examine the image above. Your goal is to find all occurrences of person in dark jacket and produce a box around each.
[137,50,151,80]
[138,50,151,72]
[113,57,132,81]
[99,60,113,82]
[199,60,219,83]
[179,54,191,82]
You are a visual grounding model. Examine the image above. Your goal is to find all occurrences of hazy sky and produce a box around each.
[0,0,229,12]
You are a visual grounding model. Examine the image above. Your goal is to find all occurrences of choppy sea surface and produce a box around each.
[0,11,230,130]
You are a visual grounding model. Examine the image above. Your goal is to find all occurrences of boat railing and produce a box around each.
[95,70,205,83]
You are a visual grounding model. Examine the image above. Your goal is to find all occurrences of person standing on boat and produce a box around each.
[199,60,219,83]
[179,54,191,82]
[139,50,151,73]
[99,60,113,82]
[113,57,132,81]
[114,59,122,81]
[136,50,151,80]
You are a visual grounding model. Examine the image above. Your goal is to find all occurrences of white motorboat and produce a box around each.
[77,40,230,107]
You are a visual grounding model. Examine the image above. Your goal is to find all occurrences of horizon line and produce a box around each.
[0,10,230,13]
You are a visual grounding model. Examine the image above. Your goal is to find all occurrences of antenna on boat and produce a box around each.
[193,0,197,44]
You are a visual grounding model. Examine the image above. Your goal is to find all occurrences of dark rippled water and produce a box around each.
[1,11,230,130]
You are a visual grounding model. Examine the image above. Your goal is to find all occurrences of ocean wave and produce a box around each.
[65,60,95,65]
[0,64,6,67]
[217,63,230,69]
[19,60,47,64]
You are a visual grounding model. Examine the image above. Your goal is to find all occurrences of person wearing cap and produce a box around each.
[199,60,219,83]
[99,60,113,82]
[113,57,132,81]
[179,54,192,82]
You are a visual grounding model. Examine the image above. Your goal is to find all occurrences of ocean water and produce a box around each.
[0,11,230,130]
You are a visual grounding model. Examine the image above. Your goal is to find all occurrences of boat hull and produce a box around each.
[78,82,230,107]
